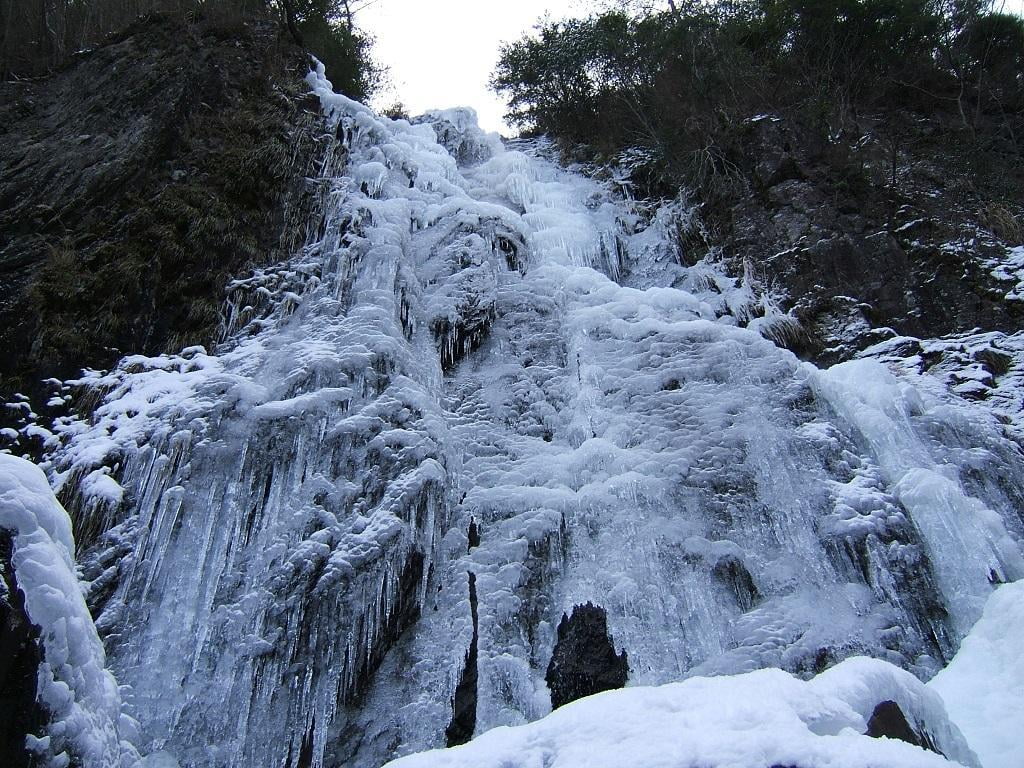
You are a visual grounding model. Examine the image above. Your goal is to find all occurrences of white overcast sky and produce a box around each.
[358,0,588,134]
[357,0,1024,136]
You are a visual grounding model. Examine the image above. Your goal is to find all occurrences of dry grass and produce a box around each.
[980,202,1023,243]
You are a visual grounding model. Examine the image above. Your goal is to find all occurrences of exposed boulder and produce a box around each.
[546,602,628,710]
[866,699,942,756]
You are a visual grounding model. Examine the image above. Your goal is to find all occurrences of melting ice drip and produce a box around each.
[43,63,1024,768]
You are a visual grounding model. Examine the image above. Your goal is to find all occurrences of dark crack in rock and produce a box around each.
[445,572,479,747]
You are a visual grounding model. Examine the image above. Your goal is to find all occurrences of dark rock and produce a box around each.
[866,700,942,756]
[975,347,1013,377]
[432,312,494,372]
[769,155,806,186]
[710,111,1024,366]
[711,555,762,612]
[445,572,479,747]
[546,602,628,710]
[467,517,481,551]
[0,14,323,410]
[0,530,47,768]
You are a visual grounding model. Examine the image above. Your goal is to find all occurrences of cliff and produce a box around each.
[0,12,323,408]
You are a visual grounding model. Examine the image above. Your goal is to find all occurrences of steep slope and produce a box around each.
[2,64,1017,768]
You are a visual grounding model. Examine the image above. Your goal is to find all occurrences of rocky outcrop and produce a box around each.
[0,12,323,411]
[866,699,943,756]
[688,113,1023,365]
[546,603,628,710]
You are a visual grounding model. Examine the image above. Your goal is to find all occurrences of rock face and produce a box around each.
[705,114,1024,364]
[0,13,322,409]
[546,603,628,710]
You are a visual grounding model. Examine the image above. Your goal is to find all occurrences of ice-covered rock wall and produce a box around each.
[23,64,1024,767]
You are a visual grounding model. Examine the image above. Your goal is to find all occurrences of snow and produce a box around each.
[856,328,1024,442]
[988,245,1024,301]
[929,580,1024,768]
[383,656,977,768]
[0,454,137,768]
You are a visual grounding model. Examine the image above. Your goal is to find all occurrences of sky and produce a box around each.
[358,0,586,134]
[358,0,1024,137]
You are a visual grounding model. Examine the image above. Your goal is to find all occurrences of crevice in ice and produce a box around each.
[444,571,478,747]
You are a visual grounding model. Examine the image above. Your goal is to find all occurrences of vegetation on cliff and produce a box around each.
[0,1,380,99]
[0,3,380,409]
[493,0,1023,203]
[0,16,304,409]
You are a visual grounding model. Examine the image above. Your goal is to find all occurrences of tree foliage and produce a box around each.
[491,0,1024,194]
[283,0,381,99]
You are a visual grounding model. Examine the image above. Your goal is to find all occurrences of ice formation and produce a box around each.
[0,454,137,768]
[4,61,1022,767]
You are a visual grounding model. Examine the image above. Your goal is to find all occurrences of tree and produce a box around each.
[491,0,1022,194]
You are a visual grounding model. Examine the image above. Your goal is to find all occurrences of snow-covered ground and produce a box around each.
[384,656,978,768]
[382,580,1024,768]
[3,62,1024,768]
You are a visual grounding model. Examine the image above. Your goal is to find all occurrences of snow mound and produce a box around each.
[929,580,1024,768]
[384,657,977,768]
[0,454,137,768]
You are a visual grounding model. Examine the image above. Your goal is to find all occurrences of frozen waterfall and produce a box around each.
[9,62,1023,767]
